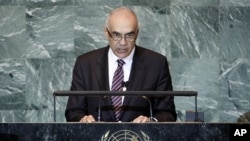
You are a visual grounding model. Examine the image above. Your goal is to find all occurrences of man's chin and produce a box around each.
[115,52,129,58]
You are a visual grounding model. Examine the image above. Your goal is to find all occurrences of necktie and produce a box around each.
[111,59,125,121]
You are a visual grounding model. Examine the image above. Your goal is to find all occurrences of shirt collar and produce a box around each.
[108,47,135,65]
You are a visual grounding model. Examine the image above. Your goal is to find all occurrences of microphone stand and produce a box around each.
[122,81,156,122]
[97,97,101,122]
[97,96,107,122]
[142,96,155,122]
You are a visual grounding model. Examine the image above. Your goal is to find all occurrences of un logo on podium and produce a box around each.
[100,129,151,141]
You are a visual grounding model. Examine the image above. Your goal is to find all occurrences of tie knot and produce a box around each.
[117,59,125,67]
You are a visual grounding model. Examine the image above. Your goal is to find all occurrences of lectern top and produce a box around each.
[53,91,197,97]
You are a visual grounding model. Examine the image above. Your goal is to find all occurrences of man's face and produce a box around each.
[105,11,138,58]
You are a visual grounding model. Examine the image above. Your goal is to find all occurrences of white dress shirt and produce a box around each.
[108,47,135,102]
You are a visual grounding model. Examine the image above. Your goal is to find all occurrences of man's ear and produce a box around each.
[104,27,109,39]
[135,28,139,40]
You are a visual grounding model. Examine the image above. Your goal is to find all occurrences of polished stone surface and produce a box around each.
[0,123,235,141]
[0,0,250,123]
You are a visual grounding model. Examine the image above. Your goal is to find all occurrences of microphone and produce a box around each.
[121,81,129,91]
[142,96,156,122]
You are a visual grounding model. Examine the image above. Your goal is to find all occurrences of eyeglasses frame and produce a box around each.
[106,28,137,42]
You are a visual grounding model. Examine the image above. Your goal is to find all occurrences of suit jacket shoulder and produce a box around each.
[72,46,110,91]
[77,46,109,63]
[134,46,167,62]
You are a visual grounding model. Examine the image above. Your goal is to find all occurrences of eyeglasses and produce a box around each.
[106,28,136,42]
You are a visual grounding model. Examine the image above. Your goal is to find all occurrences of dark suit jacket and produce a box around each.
[65,45,177,122]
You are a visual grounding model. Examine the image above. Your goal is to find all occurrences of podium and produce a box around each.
[1,122,249,140]
[1,91,249,140]
[53,90,199,122]
[0,122,243,141]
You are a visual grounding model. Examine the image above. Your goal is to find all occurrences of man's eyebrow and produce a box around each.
[126,31,135,35]
[112,31,135,35]
[112,31,121,34]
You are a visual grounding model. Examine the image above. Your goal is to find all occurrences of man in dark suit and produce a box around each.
[65,6,177,123]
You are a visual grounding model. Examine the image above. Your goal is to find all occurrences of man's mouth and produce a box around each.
[117,48,127,53]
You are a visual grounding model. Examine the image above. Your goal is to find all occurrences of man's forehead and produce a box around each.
[109,25,137,34]
[108,9,138,28]
[108,19,137,32]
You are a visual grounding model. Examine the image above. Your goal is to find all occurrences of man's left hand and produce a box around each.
[132,115,150,123]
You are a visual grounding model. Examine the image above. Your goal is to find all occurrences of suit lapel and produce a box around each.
[94,47,116,120]
[127,48,145,91]
[122,46,145,114]
[94,47,110,91]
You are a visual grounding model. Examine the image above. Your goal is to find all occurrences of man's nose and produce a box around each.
[119,37,128,45]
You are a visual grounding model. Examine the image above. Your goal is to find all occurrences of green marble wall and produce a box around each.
[0,0,250,122]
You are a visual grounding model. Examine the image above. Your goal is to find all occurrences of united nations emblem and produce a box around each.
[100,130,151,141]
